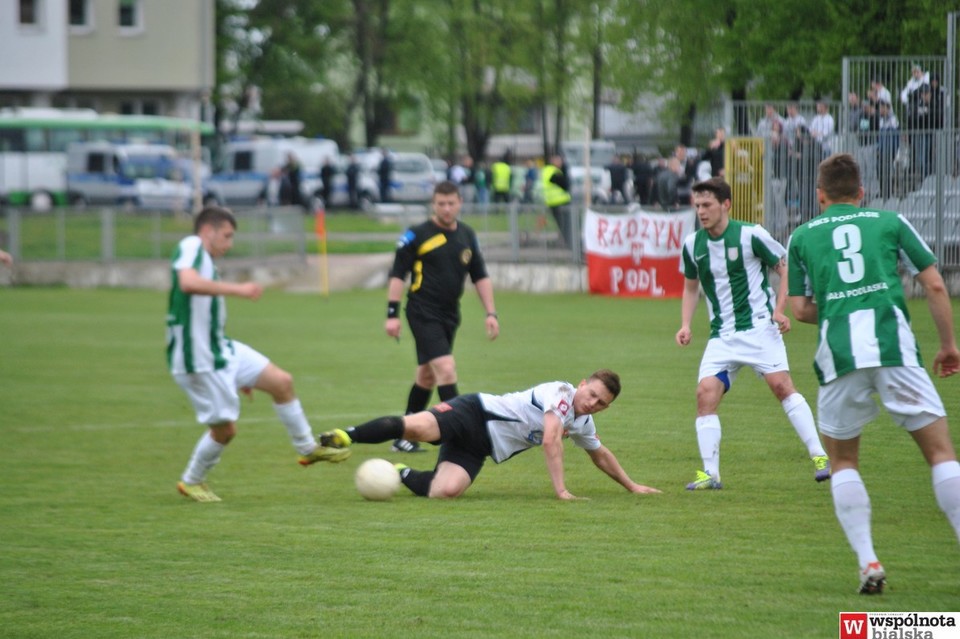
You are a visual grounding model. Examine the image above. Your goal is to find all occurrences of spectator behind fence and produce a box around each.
[674,145,698,205]
[279,152,302,207]
[876,101,900,199]
[846,92,863,134]
[754,103,785,138]
[320,157,335,209]
[788,126,823,222]
[606,155,629,204]
[783,103,807,143]
[909,85,938,180]
[656,157,684,210]
[769,119,789,179]
[633,154,654,205]
[522,159,537,204]
[809,101,835,154]
[871,77,893,107]
[705,128,726,178]
[900,62,930,110]
[378,148,393,204]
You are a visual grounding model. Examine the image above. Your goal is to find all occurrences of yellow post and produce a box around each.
[314,207,329,297]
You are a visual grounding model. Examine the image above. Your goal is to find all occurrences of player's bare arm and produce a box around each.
[178,268,262,300]
[676,277,700,346]
[772,259,791,334]
[788,295,818,324]
[474,277,500,340]
[586,446,662,494]
[916,265,960,377]
[384,276,405,339]
[543,411,577,500]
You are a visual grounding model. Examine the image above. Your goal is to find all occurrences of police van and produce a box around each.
[207,137,339,207]
[65,141,202,210]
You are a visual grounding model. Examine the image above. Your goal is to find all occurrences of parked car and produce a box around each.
[430,157,449,183]
[357,150,436,203]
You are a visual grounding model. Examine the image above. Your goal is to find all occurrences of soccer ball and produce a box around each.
[354,458,401,501]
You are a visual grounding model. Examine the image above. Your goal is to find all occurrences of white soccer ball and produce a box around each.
[354,458,401,501]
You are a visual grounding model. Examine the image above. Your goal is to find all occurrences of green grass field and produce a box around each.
[1,287,958,638]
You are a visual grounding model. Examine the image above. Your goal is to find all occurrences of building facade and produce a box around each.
[0,0,214,120]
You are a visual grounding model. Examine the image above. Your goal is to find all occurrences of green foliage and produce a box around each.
[1,288,959,637]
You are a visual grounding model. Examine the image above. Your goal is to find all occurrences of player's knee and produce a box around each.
[428,482,466,499]
[209,423,236,445]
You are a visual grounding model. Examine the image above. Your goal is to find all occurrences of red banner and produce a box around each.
[583,206,695,297]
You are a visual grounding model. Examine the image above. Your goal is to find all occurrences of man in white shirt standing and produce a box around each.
[809,100,836,154]
[317,369,662,500]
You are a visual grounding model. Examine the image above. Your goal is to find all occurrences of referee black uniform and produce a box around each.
[390,218,489,365]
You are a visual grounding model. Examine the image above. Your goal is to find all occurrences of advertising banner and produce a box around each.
[583,206,696,297]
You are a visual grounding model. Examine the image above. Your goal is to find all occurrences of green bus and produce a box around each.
[0,107,213,209]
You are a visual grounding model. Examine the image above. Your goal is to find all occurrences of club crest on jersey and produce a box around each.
[727,247,739,261]
[460,248,472,265]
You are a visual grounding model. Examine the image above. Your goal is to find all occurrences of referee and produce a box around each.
[385,180,500,452]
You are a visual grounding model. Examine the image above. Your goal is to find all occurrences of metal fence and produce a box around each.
[0,206,308,262]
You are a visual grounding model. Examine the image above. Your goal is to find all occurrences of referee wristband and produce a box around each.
[387,301,400,319]
[486,312,498,319]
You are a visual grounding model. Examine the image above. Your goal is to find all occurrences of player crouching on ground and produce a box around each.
[317,369,662,500]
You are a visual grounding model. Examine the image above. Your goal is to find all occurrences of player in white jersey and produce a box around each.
[787,153,960,594]
[167,206,348,502]
[317,370,661,500]
[676,178,829,490]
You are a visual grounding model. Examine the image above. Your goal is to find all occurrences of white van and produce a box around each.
[65,142,198,210]
[207,136,339,207]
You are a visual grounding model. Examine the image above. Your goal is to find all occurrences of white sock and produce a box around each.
[181,431,225,485]
[932,460,960,544]
[274,399,316,455]
[781,393,827,458]
[695,414,722,478]
[831,468,878,569]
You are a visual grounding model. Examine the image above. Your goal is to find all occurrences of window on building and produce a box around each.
[69,0,89,27]
[19,0,39,26]
[142,101,159,116]
[118,0,140,28]
[120,101,136,115]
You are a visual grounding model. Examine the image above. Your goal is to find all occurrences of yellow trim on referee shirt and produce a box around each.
[417,234,447,255]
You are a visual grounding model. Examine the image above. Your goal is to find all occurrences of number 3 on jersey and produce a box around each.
[832,224,865,284]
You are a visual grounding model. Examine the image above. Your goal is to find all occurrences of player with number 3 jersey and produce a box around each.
[787,152,960,594]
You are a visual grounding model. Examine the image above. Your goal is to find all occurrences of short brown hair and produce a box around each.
[589,369,621,399]
[817,153,861,202]
[691,177,732,204]
[433,180,462,197]
[194,206,237,234]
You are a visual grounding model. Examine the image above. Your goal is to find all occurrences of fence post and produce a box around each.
[100,207,115,262]
[6,208,21,260]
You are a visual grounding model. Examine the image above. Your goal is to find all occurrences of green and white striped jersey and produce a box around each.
[681,220,785,338]
[787,204,936,384]
[166,235,233,374]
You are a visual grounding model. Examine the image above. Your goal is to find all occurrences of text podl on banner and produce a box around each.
[583,205,696,297]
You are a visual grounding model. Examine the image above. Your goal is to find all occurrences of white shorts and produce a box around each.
[173,341,270,425]
[817,366,946,440]
[698,323,790,386]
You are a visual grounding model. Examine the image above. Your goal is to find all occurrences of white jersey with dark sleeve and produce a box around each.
[479,381,602,464]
